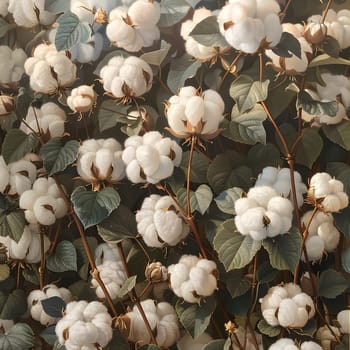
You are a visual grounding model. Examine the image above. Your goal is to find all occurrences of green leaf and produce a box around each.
[98,100,131,132]
[295,318,317,337]
[262,228,302,272]
[0,289,27,320]
[167,54,202,93]
[40,139,79,176]
[73,236,98,265]
[256,260,279,284]
[140,41,171,66]
[0,18,16,38]
[0,265,10,282]
[247,143,282,175]
[223,104,267,145]
[41,296,66,318]
[257,319,281,337]
[55,11,91,51]
[297,90,338,116]
[215,187,244,215]
[2,129,39,164]
[117,275,137,298]
[71,187,121,229]
[342,246,350,273]
[323,120,350,151]
[229,76,270,113]
[321,35,341,58]
[180,151,210,184]
[309,53,350,67]
[318,269,349,298]
[207,151,253,193]
[214,219,262,271]
[326,162,350,196]
[158,0,190,27]
[0,210,25,243]
[271,32,302,58]
[47,240,77,273]
[194,185,213,215]
[175,296,216,339]
[40,325,57,346]
[189,15,227,47]
[97,204,137,243]
[0,323,34,350]
[203,339,226,350]
[226,270,252,298]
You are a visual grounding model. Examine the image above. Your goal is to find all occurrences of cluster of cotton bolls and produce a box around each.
[301,211,340,261]
[0,155,37,196]
[165,86,225,139]
[337,309,350,334]
[308,172,349,213]
[77,138,125,186]
[181,8,228,61]
[19,177,68,226]
[20,102,67,139]
[0,46,27,86]
[106,0,160,52]
[234,186,293,241]
[217,0,282,54]
[269,338,322,350]
[91,243,126,300]
[67,85,97,113]
[55,300,113,350]
[260,283,315,329]
[122,131,182,184]
[265,23,312,75]
[99,55,153,100]
[0,224,50,264]
[136,194,189,247]
[123,299,180,348]
[315,325,341,350]
[168,255,218,303]
[24,44,77,94]
[254,166,307,208]
[307,9,350,49]
[27,284,73,326]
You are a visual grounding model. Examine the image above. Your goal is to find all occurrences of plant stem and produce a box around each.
[280,0,293,21]
[258,52,263,82]
[217,52,243,92]
[321,0,333,23]
[186,136,196,217]
[39,226,46,290]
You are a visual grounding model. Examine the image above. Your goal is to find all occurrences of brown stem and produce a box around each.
[48,220,62,256]
[116,243,158,345]
[39,226,46,290]
[258,52,263,82]
[32,106,43,138]
[280,0,293,21]
[217,52,243,92]
[186,136,196,217]
[321,0,333,23]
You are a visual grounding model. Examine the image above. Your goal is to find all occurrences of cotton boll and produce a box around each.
[67,85,96,113]
[303,236,325,261]
[277,298,298,327]
[317,222,340,252]
[316,325,341,350]
[128,0,160,28]
[269,338,298,350]
[300,341,323,350]
[267,196,293,218]
[337,309,350,333]
[234,197,258,216]
[0,46,27,85]
[247,186,277,207]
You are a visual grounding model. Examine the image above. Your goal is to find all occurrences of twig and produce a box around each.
[217,52,243,92]
[39,226,46,290]
[321,0,333,23]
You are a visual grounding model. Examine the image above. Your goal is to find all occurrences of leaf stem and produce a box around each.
[217,52,243,92]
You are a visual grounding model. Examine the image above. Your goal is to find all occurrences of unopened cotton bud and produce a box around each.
[316,325,341,350]
[67,85,96,113]
[304,22,327,44]
[145,262,168,282]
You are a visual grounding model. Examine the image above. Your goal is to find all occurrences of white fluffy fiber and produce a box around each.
[265,23,312,75]
[100,55,153,99]
[337,309,350,334]
[126,299,180,348]
[24,44,77,94]
[19,177,68,226]
[77,138,125,184]
[136,194,189,247]
[315,325,341,350]
[255,166,307,208]
[181,8,228,61]
[269,338,322,350]
[168,255,218,303]
[28,284,72,326]
[0,224,50,263]
[0,46,27,85]
[122,131,182,184]
[260,283,315,329]
[106,0,160,52]
[166,86,225,138]
[308,172,349,212]
[234,186,293,240]
[20,102,67,138]
[308,9,350,49]
[217,0,282,54]
[55,300,113,350]
[0,0,8,17]
[67,85,96,113]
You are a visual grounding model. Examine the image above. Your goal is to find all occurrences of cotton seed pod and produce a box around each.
[316,325,341,350]
[337,309,350,334]
[0,95,14,115]
[145,262,168,282]
[28,284,73,326]
[304,22,327,44]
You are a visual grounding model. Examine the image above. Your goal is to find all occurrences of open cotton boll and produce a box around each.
[67,85,96,113]
[269,338,298,350]
[316,325,341,350]
[0,0,8,17]
[337,309,350,334]
[301,341,323,350]
[0,46,27,85]
[303,236,325,261]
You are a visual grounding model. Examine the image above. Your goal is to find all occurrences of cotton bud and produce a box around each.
[100,55,153,101]
[67,85,96,113]
[20,102,67,139]
[77,138,125,187]
[165,86,225,139]
[168,255,218,303]
[0,46,27,86]
[122,131,182,184]
[316,325,341,350]
[308,172,349,212]
[177,332,213,350]
[337,309,350,334]
[304,22,327,44]
[145,262,168,282]
[0,95,14,115]
[136,194,189,247]
[124,299,180,348]
[24,44,77,94]
[55,300,113,350]
[28,284,72,326]
[265,23,312,75]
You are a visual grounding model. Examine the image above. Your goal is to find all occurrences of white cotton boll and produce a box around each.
[322,194,343,212]
[267,196,293,218]
[337,309,350,334]
[25,232,50,264]
[292,293,315,318]
[264,13,282,47]
[234,198,257,216]
[196,259,217,274]
[316,325,341,350]
[77,152,95,181]
[269,338,298,350]
[277,298,298,327]
[303,236,325,261]
[292,307,309,328]
[70,33,103,63]
[95,243,120,265]
[169,263,190,289]
[0,0,8,17]
[265,211,283,237]
[67,85,96,113]
[284,283,302,298]
[300,341,323,350]
[135,145,160,175]
[260,166,279,182]
[6,225,32,260]
[318,222,340,252]
[32,195,57,226]
[262,308,280,327]
[181,280,200,303]
[94,149,114,180]
[125,159,145,183]
[0,46,27,85]
[189,267,216,296]
[247,186,277,207]
[128,0,160,28]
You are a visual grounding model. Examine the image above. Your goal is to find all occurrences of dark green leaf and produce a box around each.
[158,0,190,27]
[73,236,98,265]
[342,246,350,273]
[0,289,27,320]
[271,32,302,58]
[214,219,262,271]
[180,151,210,184]
[297,90,338,117]
[47,240,77,272]
[0,323,34,350]
[98,100,131,132]
[247,143,282,175]
[40,325,57,346]
[117,275,137,298]
[41,296,66,318]
[321,35,341,58]
[0,18,16,39]
[0,210,26,243]
[176,185,213,215]
[323,120,350,151]
[257,260,279,284]
[140,41,171,66]
[318,269,349,298]
[2,129,39,163]
[71,187,121,229]
[257,319,281,337]
[40,139,79,176]
[309,54,350,67]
